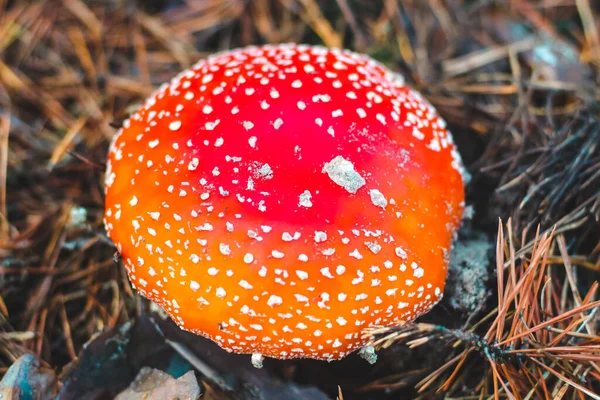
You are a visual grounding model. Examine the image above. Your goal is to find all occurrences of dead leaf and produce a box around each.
[0,354,57,400]
[115,368,200,400]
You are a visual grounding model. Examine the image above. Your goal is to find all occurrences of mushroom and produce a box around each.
[104,44,467,361]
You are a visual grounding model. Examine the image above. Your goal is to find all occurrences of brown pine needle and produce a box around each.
[365,218,599,397]
[48,117,87,169]
[496,299,600,347]
[532,358,600,400]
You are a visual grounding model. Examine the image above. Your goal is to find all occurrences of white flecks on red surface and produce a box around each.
[104,43,466,362]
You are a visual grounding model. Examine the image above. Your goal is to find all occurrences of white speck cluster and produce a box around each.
[322,155,366,194]
[104,44,466,362]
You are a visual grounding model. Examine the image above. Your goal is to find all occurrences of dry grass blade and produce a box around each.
[0,113,8,239]
[292,0,342,48]
[48,117,87,169]
[576,0,600,65]
[443,37,536,77]
[337,385,344,400]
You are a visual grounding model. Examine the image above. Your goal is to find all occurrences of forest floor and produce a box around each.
[0,1,599,399]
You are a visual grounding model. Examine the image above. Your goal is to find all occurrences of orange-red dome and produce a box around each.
[104,44,467,361]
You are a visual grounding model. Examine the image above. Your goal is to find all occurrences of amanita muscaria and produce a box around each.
[104,44,467,361]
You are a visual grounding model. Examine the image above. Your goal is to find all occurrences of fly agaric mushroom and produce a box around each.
[104,44,467,362]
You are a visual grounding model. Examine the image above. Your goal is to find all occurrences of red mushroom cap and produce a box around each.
[104,44,467,361]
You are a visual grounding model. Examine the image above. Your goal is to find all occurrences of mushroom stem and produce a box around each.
[358,346,378,364]
[251,353,265,369]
